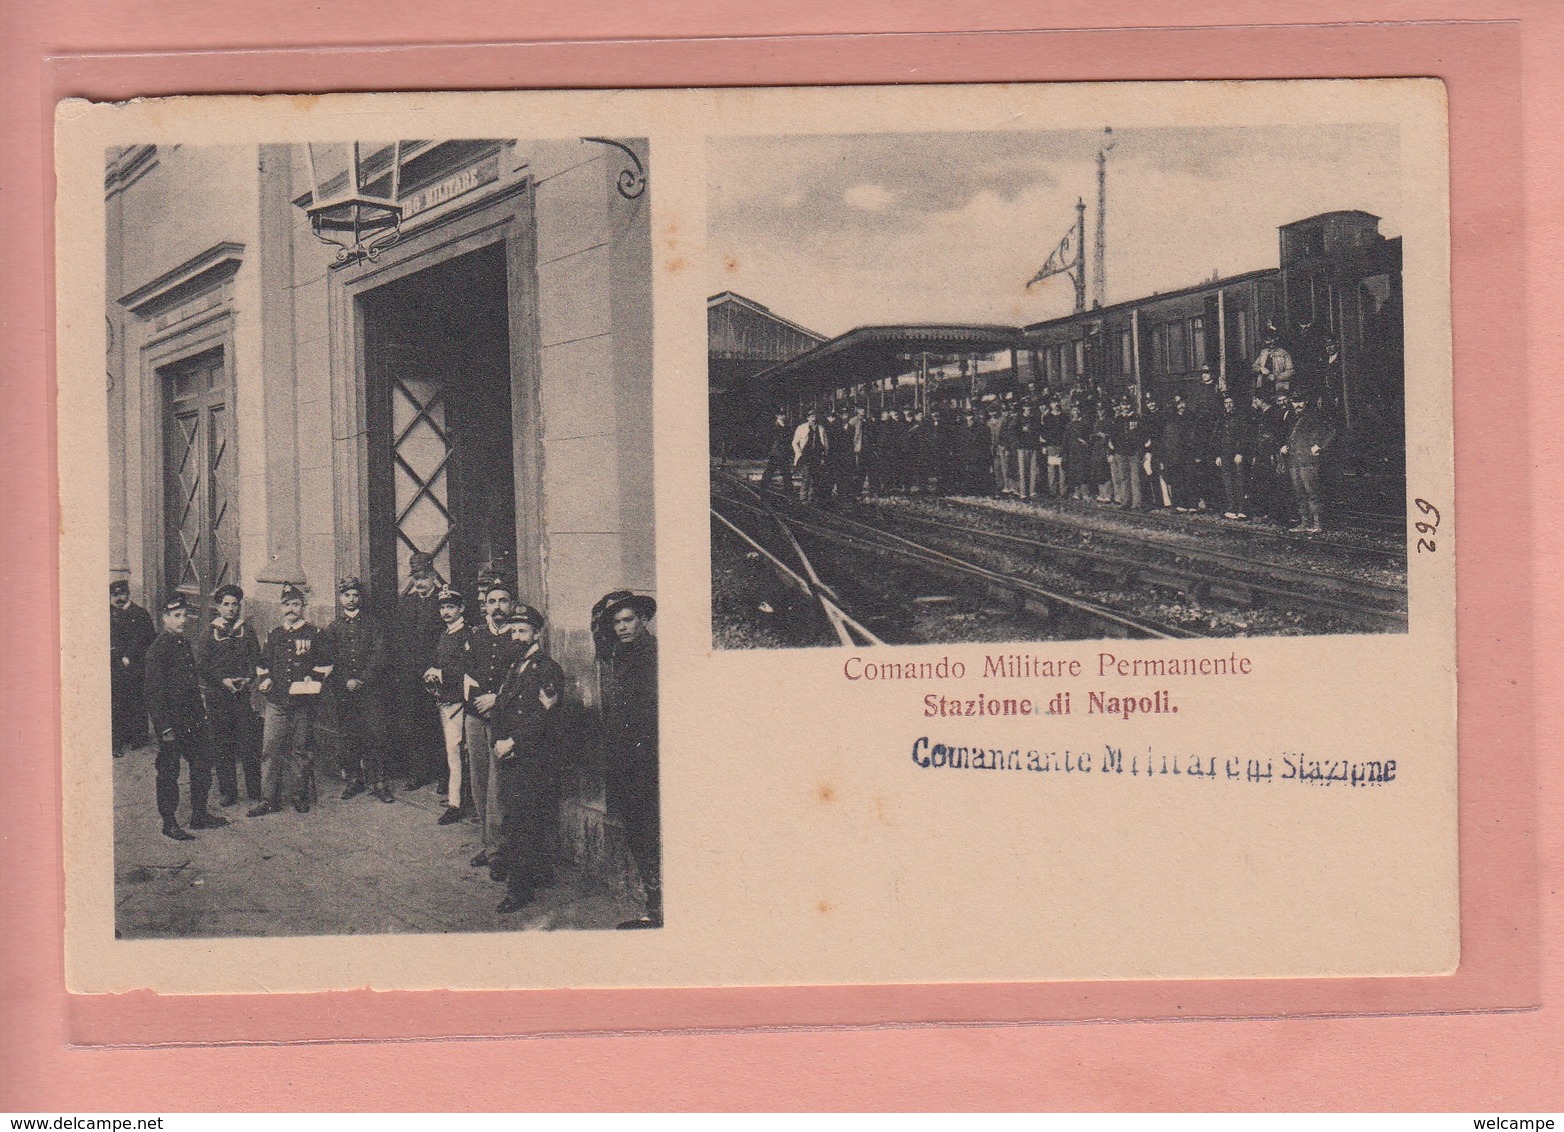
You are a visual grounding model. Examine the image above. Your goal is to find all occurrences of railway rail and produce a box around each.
[713,473,1205,643]
[849,503,1408,633]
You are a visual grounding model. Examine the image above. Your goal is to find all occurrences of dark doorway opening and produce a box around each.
[361,241,515,610]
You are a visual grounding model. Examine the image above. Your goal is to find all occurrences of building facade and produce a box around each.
[106,138,655,880]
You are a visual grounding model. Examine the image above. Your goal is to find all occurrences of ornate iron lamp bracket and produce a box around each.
[581,137,647,199]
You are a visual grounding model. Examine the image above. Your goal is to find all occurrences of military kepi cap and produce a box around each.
[280,583,307,603]
[109,579,130,595]
[507,604,544,630]
[213,583,245,603]
[409,551,437,578]
[436,585,464,606]
[161,592,190,612]
[337,575,363,595]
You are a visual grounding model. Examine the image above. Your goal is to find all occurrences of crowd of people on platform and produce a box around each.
[761,339,1342,534]
[108,553,662,926]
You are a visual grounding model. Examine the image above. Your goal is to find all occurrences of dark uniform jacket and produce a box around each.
[320,610,388,693]
[1216,410,1256,459]
[491,642,565,761]
[111,602,156,682]
[462,621,524,718]
[192,617,261,691]
[604,632,658,760]
[1285,410,1339,465]
[144,630,206,736]
[258,621,333,707]
[394,590,445,681]
[431,620,469,705]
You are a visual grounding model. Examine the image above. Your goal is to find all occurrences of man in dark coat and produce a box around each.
[250,584,334,816]
[760,411,793,495]
[596,590,661,929]
[322,576,393,803]
[1215,395,1257,519]
[395,551,447,794]
[143,593,226,840]
[192,583,261,805]
[488,604,565,915]
[1282,397,1340,532]
[109,579,155,756]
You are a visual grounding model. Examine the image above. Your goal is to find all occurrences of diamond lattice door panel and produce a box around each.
[161,348,235,603]
[391,374,452,591]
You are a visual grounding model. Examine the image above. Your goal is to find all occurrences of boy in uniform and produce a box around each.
[192,583,261,805]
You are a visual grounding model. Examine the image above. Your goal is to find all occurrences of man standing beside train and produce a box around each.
[1281,396,1338,533]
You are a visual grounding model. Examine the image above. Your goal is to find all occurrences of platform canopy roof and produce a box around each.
[747,323,1024,399]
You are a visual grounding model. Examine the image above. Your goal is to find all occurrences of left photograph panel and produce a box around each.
[102,138,661,937]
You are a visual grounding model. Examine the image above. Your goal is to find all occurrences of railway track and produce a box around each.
[848,503,1408,633]
[713,474,1204,643]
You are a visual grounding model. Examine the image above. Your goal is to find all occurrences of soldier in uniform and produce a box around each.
[109,579,155,756]
[395,551,447,795]
[143,593,227,840]
[192,583,261,805]
[427,585,470,826]
[249,584,333,816]
[322,577,393,803]
[596,590,661,930]
[461,575,523,868]
[488,605,565,914]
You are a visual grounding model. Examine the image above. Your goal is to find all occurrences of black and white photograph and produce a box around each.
[709,125,1411,648]
[102,136,662,938]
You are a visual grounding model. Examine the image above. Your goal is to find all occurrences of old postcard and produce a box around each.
[56,80,1455,994]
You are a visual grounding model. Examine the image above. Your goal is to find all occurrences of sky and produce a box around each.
[706,124,1401,339]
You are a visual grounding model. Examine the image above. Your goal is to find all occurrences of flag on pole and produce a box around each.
[1025,221,1079,289]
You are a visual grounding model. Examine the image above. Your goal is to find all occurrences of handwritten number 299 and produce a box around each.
[1414,498,1440,553]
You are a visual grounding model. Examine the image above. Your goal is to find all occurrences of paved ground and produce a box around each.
[113,743,643,938]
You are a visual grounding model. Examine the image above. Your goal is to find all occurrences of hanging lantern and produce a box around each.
[303,141,404,264]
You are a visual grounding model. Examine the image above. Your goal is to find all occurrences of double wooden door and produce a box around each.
[162,347,238,603]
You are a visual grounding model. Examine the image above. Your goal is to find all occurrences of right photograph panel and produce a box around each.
[707,125,1407,649]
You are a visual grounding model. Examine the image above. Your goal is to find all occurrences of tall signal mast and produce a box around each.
[1094,126,1115,308]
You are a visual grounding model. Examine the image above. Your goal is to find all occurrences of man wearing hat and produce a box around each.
[488,604,565,914]
[427,585,470,826]
[1280,396,1338,533]
[395,550,447,794]
[1252,326,1295,401]
[250,584,334,816]
[142,593,226,839]
[322,576,392,803]
[460,575,523,867]
[110,579,156,756]
[192,583,262,805]
[595,590,661,929]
